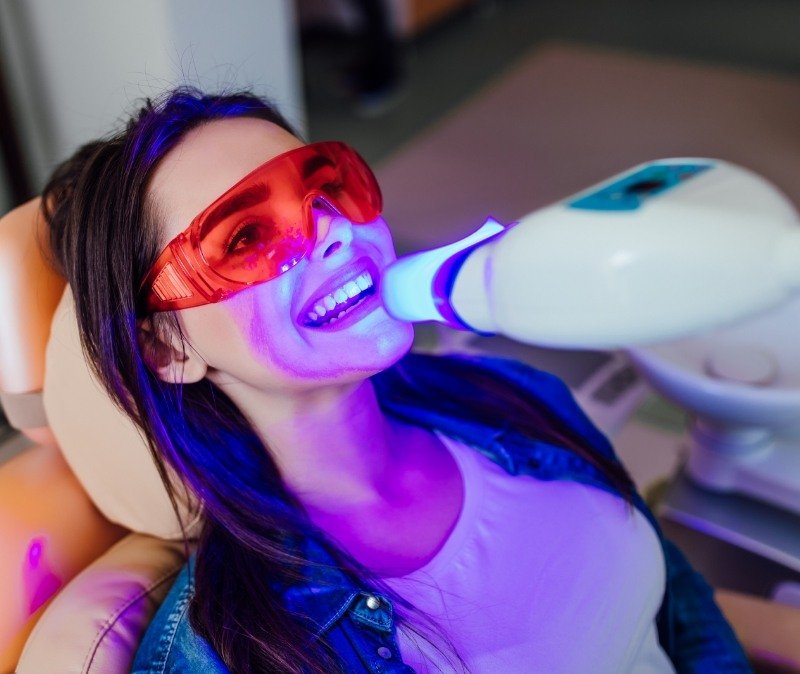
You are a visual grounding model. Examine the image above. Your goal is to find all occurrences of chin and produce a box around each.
[379,319,415,355]
[351,321,414,375]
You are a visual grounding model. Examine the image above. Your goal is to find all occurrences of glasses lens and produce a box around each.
[310,144,382,223]
[196,143,381,285]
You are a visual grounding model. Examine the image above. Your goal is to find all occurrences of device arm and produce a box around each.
[383,160,800,349]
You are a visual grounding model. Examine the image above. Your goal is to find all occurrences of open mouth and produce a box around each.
[298,258,381,330]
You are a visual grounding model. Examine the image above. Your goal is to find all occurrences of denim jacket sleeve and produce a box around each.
[658,537,752,673]
[131,563,230,674]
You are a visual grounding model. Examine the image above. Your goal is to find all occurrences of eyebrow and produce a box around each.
[201,182,270,228]
[301,154,336,180]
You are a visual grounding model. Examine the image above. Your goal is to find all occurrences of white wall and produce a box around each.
[0,0,305,189]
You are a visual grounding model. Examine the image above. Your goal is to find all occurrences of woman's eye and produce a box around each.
[320,180,344,195]
[226,222,271,254]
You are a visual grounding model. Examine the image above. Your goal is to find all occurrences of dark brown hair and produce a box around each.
[43,88,634,673]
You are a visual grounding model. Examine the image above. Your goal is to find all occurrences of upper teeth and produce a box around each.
[307,272,373,322]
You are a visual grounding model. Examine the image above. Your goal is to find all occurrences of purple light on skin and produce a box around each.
[23,536,63,616]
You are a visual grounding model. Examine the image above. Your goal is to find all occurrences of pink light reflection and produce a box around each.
[23,536,63,615]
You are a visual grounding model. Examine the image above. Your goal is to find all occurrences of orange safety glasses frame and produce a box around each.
[137,141,382,314]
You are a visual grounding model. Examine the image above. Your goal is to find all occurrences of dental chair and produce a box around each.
[0,198,197,673]
[1,199,799,673]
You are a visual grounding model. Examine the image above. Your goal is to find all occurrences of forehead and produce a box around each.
[148,117,304,244]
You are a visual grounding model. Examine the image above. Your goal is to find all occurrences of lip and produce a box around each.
[296,255,381,326]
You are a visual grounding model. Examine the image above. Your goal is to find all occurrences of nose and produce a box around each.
[310,204,353,260]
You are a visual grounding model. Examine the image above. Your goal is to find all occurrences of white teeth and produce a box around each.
[356,273,372,291]
[307,294,369,326]
[305,270,376,325]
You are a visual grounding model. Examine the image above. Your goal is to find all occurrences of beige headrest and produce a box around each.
[43,287,200,539]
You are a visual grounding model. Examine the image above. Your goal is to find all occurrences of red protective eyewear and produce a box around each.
[137,141,382,314]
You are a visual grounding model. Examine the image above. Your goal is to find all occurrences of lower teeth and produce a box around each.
[320,296,366,326]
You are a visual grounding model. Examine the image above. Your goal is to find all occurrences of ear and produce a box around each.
[136,317,208,384]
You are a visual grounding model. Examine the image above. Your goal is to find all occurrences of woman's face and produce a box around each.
[146,117,415,393]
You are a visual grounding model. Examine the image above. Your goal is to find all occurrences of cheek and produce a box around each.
[368,219,398,259]
[179,304,247,362]
[178,294,281,371]
[179,281,310,385]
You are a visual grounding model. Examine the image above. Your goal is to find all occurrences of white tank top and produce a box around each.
[383,432,676,674]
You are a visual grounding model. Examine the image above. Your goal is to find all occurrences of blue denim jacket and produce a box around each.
[132,354,752,673]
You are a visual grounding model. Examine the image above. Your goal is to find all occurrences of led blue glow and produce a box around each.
[381,218,505,325]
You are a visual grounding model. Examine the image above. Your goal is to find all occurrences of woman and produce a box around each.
[42,89,751,673]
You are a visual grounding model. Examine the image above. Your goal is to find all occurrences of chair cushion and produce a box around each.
[43,287,200,539]
[16,533,187,674]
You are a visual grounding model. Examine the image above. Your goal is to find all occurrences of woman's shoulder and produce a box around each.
[131,559,229,673]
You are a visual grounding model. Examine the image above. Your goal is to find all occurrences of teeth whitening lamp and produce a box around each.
[382,158,800,514]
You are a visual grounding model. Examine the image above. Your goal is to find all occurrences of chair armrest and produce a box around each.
[0,443,127,673]
[716,588,800,674]
[17,533,188,674]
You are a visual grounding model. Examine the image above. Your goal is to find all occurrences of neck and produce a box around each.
[220,377,409,512]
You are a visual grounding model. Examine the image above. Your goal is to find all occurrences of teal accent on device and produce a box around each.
[569,163,712,211]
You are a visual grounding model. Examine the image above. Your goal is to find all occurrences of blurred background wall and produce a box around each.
[0,0,304,203]
[3,0,800,214]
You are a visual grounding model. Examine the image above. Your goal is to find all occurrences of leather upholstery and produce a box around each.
[0,198,198,673]
[17,534,188,674]
[43,287,201,540]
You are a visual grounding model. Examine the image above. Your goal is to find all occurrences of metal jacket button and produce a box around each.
[366,595,381,610]
[377,646,392,659]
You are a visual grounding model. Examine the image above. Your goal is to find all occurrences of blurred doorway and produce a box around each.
[0,48,33,210]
